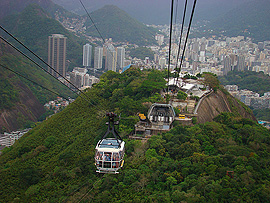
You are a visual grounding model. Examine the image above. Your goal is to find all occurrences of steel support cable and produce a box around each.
[79,0,123,70]
[0,25,97,105]
[173,0,179,42]
[176,0,197,84]
[175,0,188,70]
[0,62,89,110]
[0,63,72,101]
[79,0,105,44]
[167,0,175,99]
[76,175,105,203]
[0,36,97,108]
[173,0,188,89]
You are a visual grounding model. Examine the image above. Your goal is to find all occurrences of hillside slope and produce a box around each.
[0,0,76,20]
[0,4,85,69]
[0,39,72,132]
[85,5,158,45]
[197,89,256,123]
[209,0,270,42]
[1,69,269,202]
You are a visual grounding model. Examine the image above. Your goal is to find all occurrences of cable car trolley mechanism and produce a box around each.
[95,112,125,174]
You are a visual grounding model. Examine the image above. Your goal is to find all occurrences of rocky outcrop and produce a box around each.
[0,80,45,132]
[196,89,256,123]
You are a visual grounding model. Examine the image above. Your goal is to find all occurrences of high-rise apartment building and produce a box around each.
[223,55,232,76]
[94,46,103,69]
[237,55,245,71]
[83,43,92,67]
[116,47,125,70]
[48,34,67,77]
[106,44,116,72]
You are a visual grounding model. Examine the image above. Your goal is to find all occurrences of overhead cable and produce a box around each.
[176,0,197,84]
[79,0,124,71]
[167,0,175,97]
[0,35,94,106]
[175,0,188,70]
[0,63,71,101]
[0,25,94,103]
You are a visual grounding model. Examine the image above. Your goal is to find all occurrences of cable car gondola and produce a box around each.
[95,112,125,174]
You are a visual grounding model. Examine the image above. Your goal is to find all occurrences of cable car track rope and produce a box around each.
[0,26,97,105]
[175,0,197,84]
[167,0,175,97]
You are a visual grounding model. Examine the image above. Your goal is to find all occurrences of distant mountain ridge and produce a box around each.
[0,4,85,69]
[84,5,158,45]
[0,0,77,20]
[207,0,270,42]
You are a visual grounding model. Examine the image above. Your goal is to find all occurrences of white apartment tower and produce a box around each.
[94,46,103,69]
[83,43,92,67]
[106,44,116,72]
[117,47,125,70]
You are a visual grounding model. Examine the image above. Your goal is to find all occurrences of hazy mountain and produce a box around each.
[84,5,158,45]
[0,0,77,20]
[0,4,85,69]
[208,0,270,42]
[52,0,250,25]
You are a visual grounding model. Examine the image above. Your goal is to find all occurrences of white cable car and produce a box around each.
[95,113,125,174]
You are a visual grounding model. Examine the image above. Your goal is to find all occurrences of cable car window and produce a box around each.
[112,153,120,161]
[96,151,103,160]
[96,161,102,167]
[104,152,112,161]
[112,162,119,168]
[119,151,124,159]
[104,162,111,168]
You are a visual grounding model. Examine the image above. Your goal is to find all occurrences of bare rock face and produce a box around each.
[196,89,256,123]
[0,80,45,132]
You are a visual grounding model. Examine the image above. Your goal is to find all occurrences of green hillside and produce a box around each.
[219,71,270,96]
[0,49,72,106]
[0,0,78,22]
[0,68,270,202]
[0,4,85,70]
[0,40,74,131]
[85,5,158,46]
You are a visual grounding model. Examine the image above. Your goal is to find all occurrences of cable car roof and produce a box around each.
[96,139,125,151]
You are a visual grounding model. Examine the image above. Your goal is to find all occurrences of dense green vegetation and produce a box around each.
[219,71,270,96]
[0,67,269,202]
[85,5,158,46]
[0,72,19,110]
[253,108,270,121]
[0,50,72,106]
[177,91,187,100]
[0,4,85,70]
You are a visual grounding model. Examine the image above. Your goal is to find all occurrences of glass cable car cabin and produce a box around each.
[95,113,125,174]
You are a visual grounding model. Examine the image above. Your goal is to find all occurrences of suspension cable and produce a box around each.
[167,0,175,100]
[173,0,179,42]
[175,0,188,70]
[0,35,96,106]
[79,0,105,44]
[0,63,72,101]
[0,25,96,105]
[79,0,123,70]
[175,0,197,84]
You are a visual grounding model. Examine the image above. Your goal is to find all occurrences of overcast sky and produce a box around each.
[53,0,252,24]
